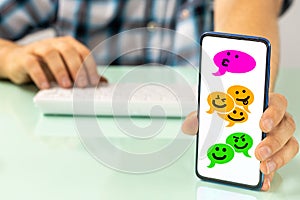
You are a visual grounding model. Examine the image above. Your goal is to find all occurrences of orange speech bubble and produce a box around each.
[227,85,254,113]
[218,107,248,127]
[207,92,235,114]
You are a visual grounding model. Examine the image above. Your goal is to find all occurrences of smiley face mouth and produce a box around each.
[227,115,245,122]
[236,96,250,105]
[222,58,230,67]
[212,100,227,108]
[212,153,227,160]
[234,143,248,149]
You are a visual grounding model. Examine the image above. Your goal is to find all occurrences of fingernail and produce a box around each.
[62,77,72,88]
[266,160,276,174]
[267,178,271,190]
[262,177,271,191]
[77,77,88,87]
[265,177,271,191]
[263,119,274,132]
[90,75,100,86]
[40,82,50,89]
[259,146,272,160]
[182,112,198,134]
[191,111,198,118]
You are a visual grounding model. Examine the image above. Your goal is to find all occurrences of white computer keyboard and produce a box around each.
[33,83,198,117]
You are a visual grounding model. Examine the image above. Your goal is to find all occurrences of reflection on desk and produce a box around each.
[0,67,299,200]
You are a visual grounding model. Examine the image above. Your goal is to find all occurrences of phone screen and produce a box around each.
[196,32,270,189]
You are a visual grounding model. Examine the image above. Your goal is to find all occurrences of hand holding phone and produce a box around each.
[196,32,271,190]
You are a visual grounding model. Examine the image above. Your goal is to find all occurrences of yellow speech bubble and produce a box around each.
[207,92,235,114]
[227,85,254,113]
[218,107,248,127]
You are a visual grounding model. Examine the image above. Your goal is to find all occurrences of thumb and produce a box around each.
[181,111,198,135]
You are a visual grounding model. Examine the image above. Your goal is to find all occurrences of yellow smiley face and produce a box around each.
[207,92,235,114]
[218,107,248,127]
[227,85,254,113]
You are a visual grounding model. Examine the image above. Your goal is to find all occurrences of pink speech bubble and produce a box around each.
[213,50,256,76]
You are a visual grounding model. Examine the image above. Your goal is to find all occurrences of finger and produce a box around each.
[261,172,275,191]
[255,112,296,161]
[181,111,198,135]
[83,54,103,86]
[39,60,56,83]
[65,36,103,85]
[55,42,88,87]
[260,136,299,175]
[34,47,72,88]
[269,171,275,183]
[260,93,287,132]
[24,55,50,89]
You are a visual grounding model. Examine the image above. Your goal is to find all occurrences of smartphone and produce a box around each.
[196,32,271,190]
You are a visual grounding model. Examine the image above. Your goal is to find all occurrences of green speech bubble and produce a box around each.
[207,143,235,168]
[226,132,253,158]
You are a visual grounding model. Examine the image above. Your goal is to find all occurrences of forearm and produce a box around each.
[214,0,283,92]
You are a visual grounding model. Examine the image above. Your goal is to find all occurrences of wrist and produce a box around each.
[0,40,21,79]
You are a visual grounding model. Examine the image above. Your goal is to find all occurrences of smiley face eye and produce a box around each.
[222,148,227,152]
[216,147,220,151]
[227,52,230,56]
[221,98,226,102]
[242,138,246,142]
[242,90,246,93]
[233,110,237,114]
[235,55,239,58]
[240,112,243,116]
[234,139,238,143]
[235,91,239,94]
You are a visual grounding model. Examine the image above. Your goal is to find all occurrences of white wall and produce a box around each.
[279,0,300,68]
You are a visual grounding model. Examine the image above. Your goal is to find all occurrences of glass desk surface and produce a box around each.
[0,66,299,200]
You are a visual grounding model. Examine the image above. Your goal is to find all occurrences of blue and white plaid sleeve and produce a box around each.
[0,0,57,40]
[1,0,292,67]
[82,0,213,67]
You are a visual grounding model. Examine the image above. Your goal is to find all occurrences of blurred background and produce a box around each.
[279,0,300,68]
[17,1,299,68]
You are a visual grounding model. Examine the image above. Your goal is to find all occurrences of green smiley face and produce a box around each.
[226,132,253,158]
[207,143,235,168]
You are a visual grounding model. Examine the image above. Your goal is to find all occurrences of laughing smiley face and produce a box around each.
[227,85,254,113]
[207,92,235,114]
[218,107,248,127]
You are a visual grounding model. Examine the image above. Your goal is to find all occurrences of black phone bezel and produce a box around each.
[195,31,271,190]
